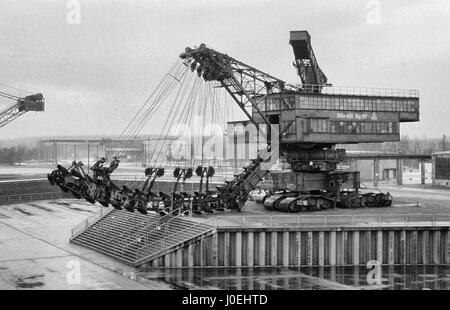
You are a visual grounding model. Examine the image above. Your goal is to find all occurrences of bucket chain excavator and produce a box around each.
[47,31,420,214]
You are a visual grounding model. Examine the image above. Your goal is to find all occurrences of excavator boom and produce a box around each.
[180,44,297,128]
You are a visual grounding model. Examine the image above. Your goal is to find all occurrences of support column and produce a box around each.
[366,231,372,262]
[199,239,204,267]
[388,231,395,265]
[330,231,336,266]
[396,158,403,186]
[164,254,170,267]
[224,232,230,267]
[374,159,380,187]
[318,231,325,266]
[337,232,344,266]
[433,231,440,264]
[247,232,254,267]
[176,249,183,267]
[187,244,194,267]
[307,232,313,266]
[259,232,266,266]
[152,259,159,267]
[343,232,348,265]
[235,232,242,267]
[282,232,289,267]
[377,231,383,264]
[420,161,426,185]
[271,232,277,266]
[212,232,218,267]
[171,252,176,267]
[411,231,418,265]
[296,232,301,266]
[422,231,429,265]
[353,231,360,266]
[400,231,406,265]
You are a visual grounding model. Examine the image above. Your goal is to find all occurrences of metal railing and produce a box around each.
[210,214,450,228]
[298,84,419,98]
[118,208,189,260]
[70,206,114,239]
[345,151,432,157]
[104,213,147,249]
[134,218,216,264]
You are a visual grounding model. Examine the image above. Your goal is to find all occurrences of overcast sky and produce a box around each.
[0,0,449,140]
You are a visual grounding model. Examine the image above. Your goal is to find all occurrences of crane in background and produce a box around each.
[0,90,45,129]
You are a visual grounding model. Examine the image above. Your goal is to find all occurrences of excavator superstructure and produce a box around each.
[180,30,419,211]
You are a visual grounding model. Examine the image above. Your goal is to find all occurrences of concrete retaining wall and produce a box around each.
[142,227,450,268]
[0,179,62,205]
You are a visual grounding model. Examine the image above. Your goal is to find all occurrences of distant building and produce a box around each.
[351,159,398,181]
[432,152,450,187]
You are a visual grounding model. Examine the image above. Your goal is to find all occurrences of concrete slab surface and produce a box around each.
[0,199,171,290]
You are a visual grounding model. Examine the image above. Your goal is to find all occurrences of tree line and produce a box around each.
[395,135,448,154]
[0,146,39,165]
[345,135,448,154]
